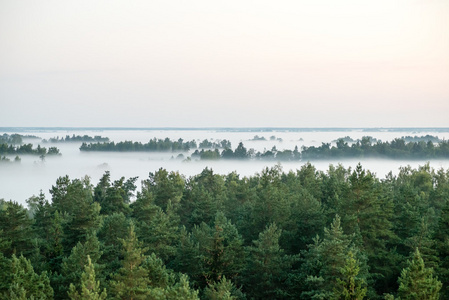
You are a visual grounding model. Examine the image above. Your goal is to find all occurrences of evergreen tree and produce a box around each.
[243,223,299,299]
[203,276,237,300]
[339,164,395,294]
[131,191,180,261]
[68,255,107,300]
[397,248,441,300]
[173,212,245,290]
[0,200,34,256]
[165,274,199,300]
[50,176,101,254]
[58,234,103,299]
[301,215,368,299]
[434,199,449,299]
[97,213,131,282]
[8,254,54,299]
[144,168,184,211]
[142,253,199,299]
[109,223,150,299]
[334,251,367,300]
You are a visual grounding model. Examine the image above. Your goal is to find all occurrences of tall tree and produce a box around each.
[0,200,34,257]
[301,215,368,299]
[243,223,299,299]
[109,223,150,299]
[50,176,101,254]
[339,164,395,294]
[68,255,107,300]
[397,248,442,300]
[334,251,367,300]
[58,234,103,299]
[8,254,53,299]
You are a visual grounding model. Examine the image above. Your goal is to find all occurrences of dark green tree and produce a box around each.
[50,176,101,254]
[301,215,368,299]
[243,223,299,299]
[0,200,33,257]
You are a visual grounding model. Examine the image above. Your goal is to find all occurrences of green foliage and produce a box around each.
[173,212,245,290]
[8,254,53,299]
[397,248,442,300]
[3,164,449,299]
[301,215,368,299]
[334,251,367,300]
[0,200,33,256]
[80,137,197,152]
[58,234,102,299]
[203,276,237,300]
[243,223,299,299]
[68,255,107,300]
[109,223,150,299]
[50,176,101,254]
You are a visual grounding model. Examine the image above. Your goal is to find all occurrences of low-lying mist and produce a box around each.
[2,128,449,205]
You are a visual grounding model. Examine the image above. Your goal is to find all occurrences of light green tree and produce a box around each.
[397,248,441,300]
[68,255,107,300]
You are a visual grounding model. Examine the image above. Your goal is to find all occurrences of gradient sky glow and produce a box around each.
[1,0,448,127]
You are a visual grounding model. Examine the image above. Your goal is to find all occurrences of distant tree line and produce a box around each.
[79,136,449,160]
[191,138,449,161]
[80,138,197,152]
[301,137,449,160]
[0,155,21,163]
[0,143,60,156]
[44,134,110,143]
[1,163,448,299]
[198,139,231,149]
[0,133,41,145]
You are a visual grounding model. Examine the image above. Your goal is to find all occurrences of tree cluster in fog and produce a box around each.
[1,162,448,299]
[0,143,60,156]
[78,136,449,161]
[43,135,110,143]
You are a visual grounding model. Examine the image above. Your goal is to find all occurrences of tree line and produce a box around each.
[1,163,448,299]
[78,136,449,160]
[80,138,231,152]
[193,139,449,161]
[0,143,60,156]
[44,135,110,143]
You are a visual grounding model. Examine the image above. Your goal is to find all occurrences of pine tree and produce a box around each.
[0,200,34,256]
[397,248,442,300]
[334,251,367,300]
[109,223,150,299]
[59,234,103,299]
[144,168,185,212]
[131,191,180,261]
[165,274,199,300]
[243,223,299,299]
[50,176,101,254]
[68,255,107,300]
[97,213,131,282]
[301,215,368,299]
[203,276,237,300]
[8,254,54,299]
[339,164,395,294]
[434,199,449,299]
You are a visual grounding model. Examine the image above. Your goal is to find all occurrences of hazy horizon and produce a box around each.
[1,0,448,128]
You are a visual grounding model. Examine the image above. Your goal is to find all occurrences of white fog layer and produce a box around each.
[1,128,449,205]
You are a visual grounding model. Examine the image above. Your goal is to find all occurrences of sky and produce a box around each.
[0,0,448,128]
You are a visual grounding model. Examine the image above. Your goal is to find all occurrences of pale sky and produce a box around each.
[1,0,448,127]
